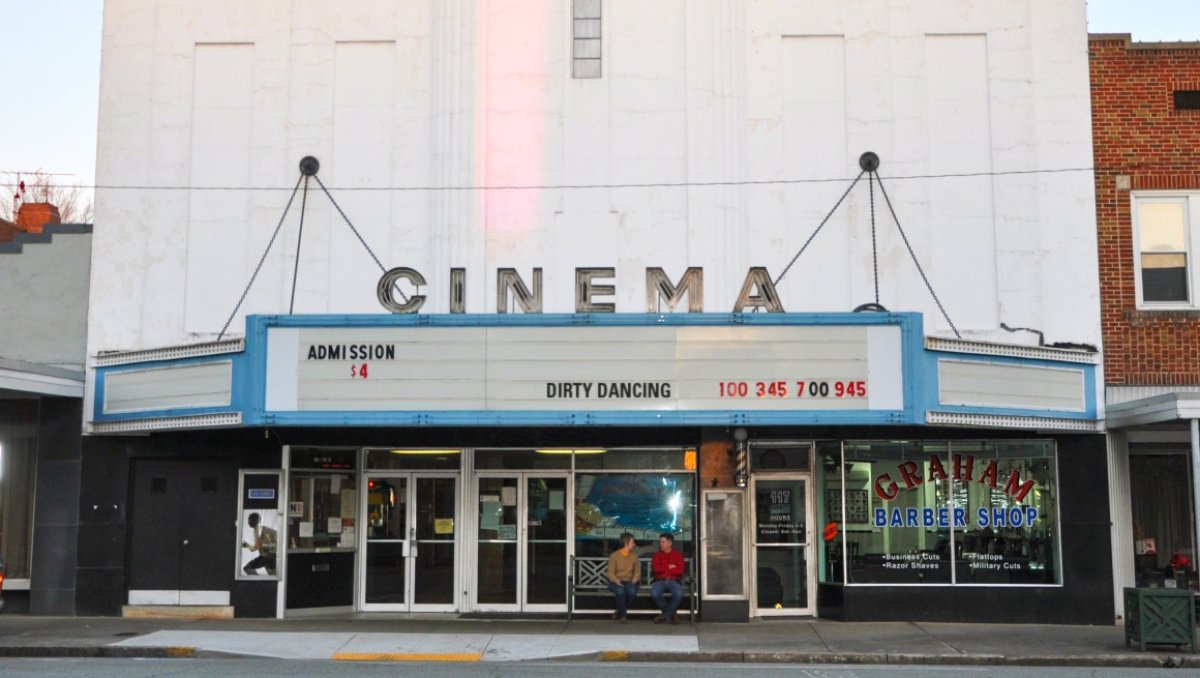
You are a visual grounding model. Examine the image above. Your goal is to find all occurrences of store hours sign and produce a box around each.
[263,323,904,413]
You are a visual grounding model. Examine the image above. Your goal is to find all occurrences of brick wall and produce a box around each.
[1091,35,1200,385]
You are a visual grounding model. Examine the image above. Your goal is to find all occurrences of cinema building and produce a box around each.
[75,0,1112,623]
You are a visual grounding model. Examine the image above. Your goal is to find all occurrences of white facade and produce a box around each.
[91,0,1098,353]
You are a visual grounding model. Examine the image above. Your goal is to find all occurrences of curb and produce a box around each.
[0,646,198,659]
[596,650,1197,668]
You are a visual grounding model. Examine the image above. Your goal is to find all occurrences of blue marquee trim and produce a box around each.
[89,312,1098,428]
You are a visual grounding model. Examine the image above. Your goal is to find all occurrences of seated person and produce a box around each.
[651,532,685,624]
[606,532,640,622]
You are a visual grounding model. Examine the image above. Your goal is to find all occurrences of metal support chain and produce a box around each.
[869,173,879,305]
[289,176,310,314]
[774,170,866,286]
[218,175,304,340]
[313,174,408,303]
[874,172,961,338]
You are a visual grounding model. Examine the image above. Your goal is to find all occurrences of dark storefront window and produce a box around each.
[287,448,358,551]
[821,440,1060,586]
[574,473,696,560]
[0,399,38,580]
[365,448,461,470]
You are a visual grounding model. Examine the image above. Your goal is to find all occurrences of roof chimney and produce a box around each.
[15,202,61,234]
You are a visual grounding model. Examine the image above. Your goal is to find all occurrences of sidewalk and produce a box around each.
[0,615,1194,667]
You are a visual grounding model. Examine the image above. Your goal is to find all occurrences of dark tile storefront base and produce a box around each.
[820,583,1113,624]
[702,599,750,622]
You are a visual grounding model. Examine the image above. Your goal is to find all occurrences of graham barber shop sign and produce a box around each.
[871,452,1042,529]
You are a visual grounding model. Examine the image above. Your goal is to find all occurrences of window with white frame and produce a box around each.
[572,0,601,78]
[1134,194,1199,307]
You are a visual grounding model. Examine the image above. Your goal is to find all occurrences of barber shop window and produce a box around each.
[952,441,1059,585]
[821,440,1060,586]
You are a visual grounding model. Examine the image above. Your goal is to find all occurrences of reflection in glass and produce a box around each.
[365,542,406,604]
[574,448,691,471]
[755,479,807,545]
[703,492,744,596]
[366,477,407,540]
[842,442,952,584]
[822,440,1060,586]
[415,477,456,605]
[1139,201,1190,303]
[477,542,518,604]
[953,441,1058,585]
[572,472,696,612]
[526,477,568,605]
[756,545,807,609]
[477,477,518,604]
[415,542,456,604]
[288,472,357,550]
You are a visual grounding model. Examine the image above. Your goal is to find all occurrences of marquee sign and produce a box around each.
[263,323,905,414]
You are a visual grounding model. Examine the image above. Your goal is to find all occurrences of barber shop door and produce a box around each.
[128,459,238,604]
[750,475,815,616]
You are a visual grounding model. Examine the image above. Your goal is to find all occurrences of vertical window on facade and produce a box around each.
[572,0,601,79]
[1136,199,1190,304]
[0,400,39,580]
[1174,90,1200,111]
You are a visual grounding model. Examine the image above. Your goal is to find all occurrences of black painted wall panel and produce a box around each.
[29,398,83,616]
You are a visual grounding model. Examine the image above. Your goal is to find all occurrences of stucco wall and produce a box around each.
[0,228,91,370]
[91,0,1099,352]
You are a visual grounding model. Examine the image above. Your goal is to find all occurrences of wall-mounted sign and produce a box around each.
[265,324,904,413]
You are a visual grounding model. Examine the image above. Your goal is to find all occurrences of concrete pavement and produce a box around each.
[0,615,1194,667]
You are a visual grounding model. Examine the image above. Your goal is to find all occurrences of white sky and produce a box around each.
[0,0,1196,200]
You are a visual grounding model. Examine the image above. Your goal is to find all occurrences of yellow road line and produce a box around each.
[332,652,483,662]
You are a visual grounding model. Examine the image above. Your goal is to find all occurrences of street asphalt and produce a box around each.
[0,614,1194,668]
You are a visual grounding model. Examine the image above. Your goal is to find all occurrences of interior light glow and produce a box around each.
[389,449,461,455]
[667,491,682,512]
[534,448,607,455]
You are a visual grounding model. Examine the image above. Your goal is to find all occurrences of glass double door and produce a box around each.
[360,473,458,611]
[751,475,814,616]
[475,474,569,611]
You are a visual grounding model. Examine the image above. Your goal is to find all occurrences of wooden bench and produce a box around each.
[567,555,697,622]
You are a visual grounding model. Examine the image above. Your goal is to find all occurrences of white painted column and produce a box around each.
[1106,429,1134,622]
[1191,419,1200,593]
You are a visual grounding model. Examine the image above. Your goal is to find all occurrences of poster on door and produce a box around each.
[238,471,282,580]
[756,487,805,542]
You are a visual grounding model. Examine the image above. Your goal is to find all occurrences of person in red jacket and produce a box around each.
[651,533,685,623]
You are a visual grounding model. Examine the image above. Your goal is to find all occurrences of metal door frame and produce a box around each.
[749,473,816,616]
[471,471,573,613]
[358,471,459,612]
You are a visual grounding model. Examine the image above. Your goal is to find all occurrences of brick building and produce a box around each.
[1092,34,1200,618]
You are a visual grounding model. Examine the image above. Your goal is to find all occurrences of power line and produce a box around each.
[0,166,1095,193]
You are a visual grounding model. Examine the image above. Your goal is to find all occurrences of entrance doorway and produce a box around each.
[360,473,458,611]
[751,475,814,616]
[128,458,238,604]
[474,474,570,611]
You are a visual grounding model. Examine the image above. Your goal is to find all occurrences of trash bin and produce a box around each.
[1124,587,1196,652]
